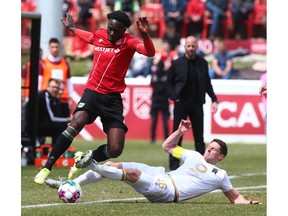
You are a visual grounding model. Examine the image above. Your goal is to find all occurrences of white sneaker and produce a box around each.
[45,178,61,189]
[75,150,93,168]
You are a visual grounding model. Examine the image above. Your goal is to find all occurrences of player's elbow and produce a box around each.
[146,50,155,57]
[162,143,171,154]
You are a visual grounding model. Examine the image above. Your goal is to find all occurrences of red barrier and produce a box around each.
[71,78,266,143]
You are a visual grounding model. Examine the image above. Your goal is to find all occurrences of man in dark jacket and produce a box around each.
[167,36,218,170]
[25,78,71,147]
[149,53,170,144]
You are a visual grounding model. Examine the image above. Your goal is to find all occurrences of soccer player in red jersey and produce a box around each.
[34,10,156,184]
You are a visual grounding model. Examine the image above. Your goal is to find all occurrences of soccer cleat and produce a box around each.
[45,178,61,189]
[34,168,50,184]
[67,151,84,180]
[68,166,80,180]
[75,150,93,168]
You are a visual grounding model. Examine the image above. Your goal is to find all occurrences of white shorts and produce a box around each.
[122,162,175,203]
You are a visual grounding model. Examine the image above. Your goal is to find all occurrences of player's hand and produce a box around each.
[259,83,267,96]
[178,119,192,133]
[211,101,218,114]
[61,13,75,30]
[247,200,262,205]
[136,17,149,34]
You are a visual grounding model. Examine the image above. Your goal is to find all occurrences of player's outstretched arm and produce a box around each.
[135,17,155,57]
[224,189,262,204]
[162,120,191,154]
[61,13,76,33]
[136,17,149,38]
[61,13,93,44]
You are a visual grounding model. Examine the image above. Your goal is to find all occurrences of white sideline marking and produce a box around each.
[229,172,266,179]
[21,185,266,209]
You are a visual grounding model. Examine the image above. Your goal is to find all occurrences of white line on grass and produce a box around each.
[229,172,266,179]
[21,185,266,209]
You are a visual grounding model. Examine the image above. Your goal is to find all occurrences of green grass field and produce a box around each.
[21,139,266,216]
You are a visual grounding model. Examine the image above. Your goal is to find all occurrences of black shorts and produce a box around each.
[74,88,128,134]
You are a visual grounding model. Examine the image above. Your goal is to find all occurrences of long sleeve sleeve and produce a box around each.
[74,29,94,44]
[136,37,155,57]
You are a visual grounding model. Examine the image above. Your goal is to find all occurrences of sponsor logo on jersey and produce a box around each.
[94,47,120,53]
[78,102,85,108]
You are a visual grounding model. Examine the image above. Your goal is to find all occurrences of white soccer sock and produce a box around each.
[87,162,126,181]
[74,170,103,186]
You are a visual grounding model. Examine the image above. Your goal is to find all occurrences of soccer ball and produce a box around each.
[57,180,83,203]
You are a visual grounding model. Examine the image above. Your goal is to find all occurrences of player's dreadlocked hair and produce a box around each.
[107,10,132,28]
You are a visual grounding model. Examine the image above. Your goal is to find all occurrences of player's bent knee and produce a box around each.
[108,148,123,158]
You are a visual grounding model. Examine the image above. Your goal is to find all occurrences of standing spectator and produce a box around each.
[230,0,254,39]
[149,42,176,143]
[209,40,238,79]
[24,79,71,147]
[162,22,181,52]
[34,11,155,184]
[39,38,74,113]
[205,0,229,40]
[185,0,205,37]
[161,0,188,32]
[158,40,179,64]
[167,36,218,170]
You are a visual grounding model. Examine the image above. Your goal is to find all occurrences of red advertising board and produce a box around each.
[211,94,265,134]
[71,78,266,143]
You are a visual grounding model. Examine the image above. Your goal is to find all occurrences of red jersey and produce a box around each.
[71,36,90,53]
[74,28,155,94]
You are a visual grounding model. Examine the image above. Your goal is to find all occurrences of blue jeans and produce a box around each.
[209,68,239,79]
[129,58,153,78]
[205,1,226,37]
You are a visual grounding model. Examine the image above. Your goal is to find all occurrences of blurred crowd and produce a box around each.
[22,0,266,39]
[21,0,266,80]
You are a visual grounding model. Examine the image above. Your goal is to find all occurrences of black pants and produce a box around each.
[150,106,170,143]
[169,100,205,170]
[37,122,67,146]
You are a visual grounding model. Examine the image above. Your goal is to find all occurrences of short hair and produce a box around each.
[107,10,132,28]
[48,78,61,86]
[211,138,228,157]
[49,38,60,44]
